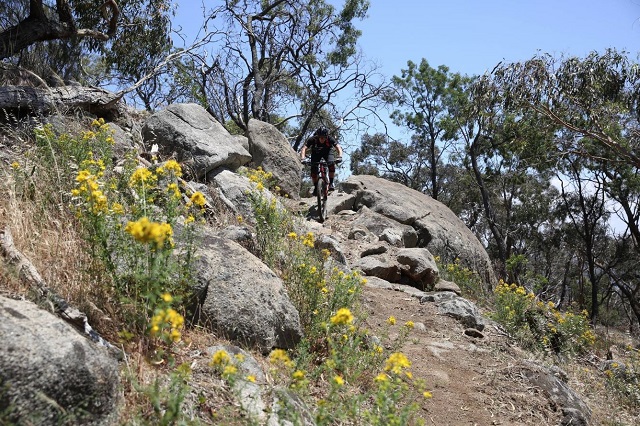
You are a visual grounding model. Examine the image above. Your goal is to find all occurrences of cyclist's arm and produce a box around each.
[300,145,307,160]
[335,143,343,158]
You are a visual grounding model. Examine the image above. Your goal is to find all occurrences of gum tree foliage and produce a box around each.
[491,49,640,326]
[441,73,558,281]
[0,0,120,61]
[0,0,175,111]
[388,60,461,200]
[178,0,388,148]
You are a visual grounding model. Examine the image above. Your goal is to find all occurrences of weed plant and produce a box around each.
[435,256,486,302]
[491,280,596,356]
[14,120,206,362]
[602,345,640,411]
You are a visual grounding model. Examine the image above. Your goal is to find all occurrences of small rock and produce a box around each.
[434,279,461,295]
[464,328,484,338]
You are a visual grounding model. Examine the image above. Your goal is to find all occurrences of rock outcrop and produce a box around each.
[193,235,303,353]
[341,175,497,288]
[246,119,303,200]
[142,103,251,180]
[0,296,120,426]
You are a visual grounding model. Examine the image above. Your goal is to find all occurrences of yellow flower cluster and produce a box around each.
[384,352,411,375]
[269,348,294,368]
[330,308,354,325]
[247,166,273,189]
[166,183,181,199]
[302,232,314,248]
[188,191,206,208]
[494,280,534,299]
[72,169,108,214]
[125,217,173,248]
[129,167,157,188]
[150,307,184,342]
[156,159,182,177]
[211,349,231,366]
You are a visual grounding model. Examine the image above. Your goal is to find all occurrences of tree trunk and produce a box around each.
[0,85,126,120]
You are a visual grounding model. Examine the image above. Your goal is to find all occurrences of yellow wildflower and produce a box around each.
[333,376,344,386]
[129,167,156,187]
[330,308,354,325]
[164,159,182,176]
[269,349,293,368]
[384,352,411,374]
[211,350,230,366]
[223,364,238,376]
[189,191,206,207]
[302,232,315,248]
[374,373,388,382]
[387,316,396,325]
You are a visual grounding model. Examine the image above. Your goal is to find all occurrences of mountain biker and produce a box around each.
[299,127,343,196]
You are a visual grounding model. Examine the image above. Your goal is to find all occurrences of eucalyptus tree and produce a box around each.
[555,156,611,322]
[380,59,465,200]
[182,0,388,147]
[444,74,560,280]
[350,132,441,192]
[490,49,640,327]
[491,49,640,171]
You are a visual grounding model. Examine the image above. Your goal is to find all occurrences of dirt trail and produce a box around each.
[361,285,563,425]
[312,207,566,425]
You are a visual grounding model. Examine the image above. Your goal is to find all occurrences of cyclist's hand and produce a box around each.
[335,157,343,164]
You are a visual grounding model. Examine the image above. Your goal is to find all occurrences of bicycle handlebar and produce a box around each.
[301,158,342,165]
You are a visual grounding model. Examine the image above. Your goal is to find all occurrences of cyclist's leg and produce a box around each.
[327,152,336,190]
[310,152,321,196]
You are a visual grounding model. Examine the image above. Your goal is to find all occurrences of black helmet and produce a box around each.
[315,127,329,137]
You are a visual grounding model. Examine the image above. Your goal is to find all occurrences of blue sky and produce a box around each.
[172,0,640,142]
[355,0,640,77]
[175,1,640,77]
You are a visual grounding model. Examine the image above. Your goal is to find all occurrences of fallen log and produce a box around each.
[0,85,126,120]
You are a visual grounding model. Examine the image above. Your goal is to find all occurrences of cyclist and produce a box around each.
[299,127,343,195]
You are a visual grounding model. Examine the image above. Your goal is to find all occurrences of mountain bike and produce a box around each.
[302,158,339,222]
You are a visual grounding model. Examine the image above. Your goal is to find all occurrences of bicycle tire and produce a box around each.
[321,181,328,221]
[316,178,325,222]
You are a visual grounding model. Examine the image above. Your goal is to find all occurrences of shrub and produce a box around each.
[491,280,596,356]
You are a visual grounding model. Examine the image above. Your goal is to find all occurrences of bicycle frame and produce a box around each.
[304,158,332,222]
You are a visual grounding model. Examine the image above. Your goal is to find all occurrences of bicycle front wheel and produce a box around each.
[316,178,325,222]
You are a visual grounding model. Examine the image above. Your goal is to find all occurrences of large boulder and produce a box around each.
[0,296,120,425]
[142,103,251,180]
[396,247,439,290]
[342,175,497,288]
[192,236,303,353]
[211,169,283,226]
[246,119,302,200]
[350,206,418,248]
